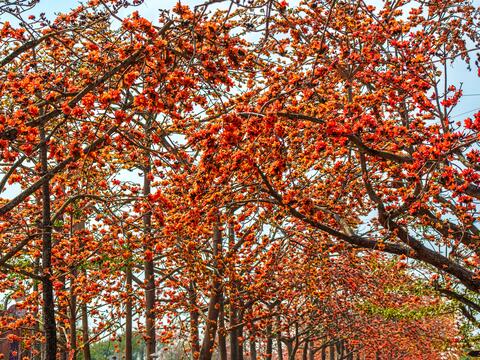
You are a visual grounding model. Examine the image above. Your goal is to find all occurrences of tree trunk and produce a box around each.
[69,272,77,360]
[33,258,41,360]
[218,294,228,360]
[144,239,156,357]
[276,315,283,360]
[249,330,257,360]
[266,323,273,360]
[59,275,67,360]
[40,126,57,360]
[289,323,299,360]
[285,340,293,360]
[237,311,244,360]
[125,267,133,360]
[227,222,239,360]
[188,281,200,358]
[81,302,91,360]
[249,334,257,360]
[69,220,85,360]
[230,303,239,360]
[302,341,309,360]
[337,340,344,359]
[143,118,156,359]
[199,223,223,360]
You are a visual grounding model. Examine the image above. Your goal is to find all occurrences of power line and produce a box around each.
[451,107,480,118]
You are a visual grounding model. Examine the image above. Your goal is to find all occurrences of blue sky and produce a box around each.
[28,0,216,19]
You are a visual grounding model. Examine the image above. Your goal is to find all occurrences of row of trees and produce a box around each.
[0,0,479,359]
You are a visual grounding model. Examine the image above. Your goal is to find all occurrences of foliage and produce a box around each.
[0,0,479,359]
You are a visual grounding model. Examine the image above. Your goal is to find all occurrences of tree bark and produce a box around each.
[33,258,41,360]
[337,340,344,359]
[81,302,91,360]
[266,323,273,360]
[289,323,299,360]
[143,116,156,359]
[59,275,67,360]
[188,281,200,358]
[237,311,244,360]
[302,341,309,360]
[69,272,77,360]
[125,267,133,360]
[199,222,223,360]
[218,294,228,360]
[285,340,293,360]
[230,300,239,360]
[276,315,283,360]
[69,220,85,360]
[249,331,257,360]
[40,126,57,360]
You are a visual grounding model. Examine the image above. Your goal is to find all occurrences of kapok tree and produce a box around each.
[205,0,480,300]
[0,0,232,358]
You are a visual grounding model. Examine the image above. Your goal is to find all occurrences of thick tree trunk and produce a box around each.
[302,341,309,360]
[69,221,85,360]
[227,222,239,360]
[188,281,200,358]
[285,340,293,359]
[144,252,156,357]
[81,303,91,360]
[59,275,67,360]
[249,332,257,360]
[276,315,283,360]
[69,272,77,360]
[218,295,228,360]
[125,267,133,360]
[40,126,57,360]
[33,258,41,360]
[266,323,273,360]
[337,340,344,359]
[237,311,244,360]
[143,117,156,359]
[289,323,300,360]
[230,303,239,360]
[199,223,223,360]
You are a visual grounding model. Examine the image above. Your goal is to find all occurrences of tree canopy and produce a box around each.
[0,0,479,359]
